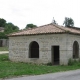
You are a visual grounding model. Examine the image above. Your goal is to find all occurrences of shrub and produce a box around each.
[46,62,52,66]
[68,58,74,65]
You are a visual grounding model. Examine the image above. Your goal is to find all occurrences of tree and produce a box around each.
[0,32,8,39]
[0,18,19,39]
[0,18,6,27]
[25,24,37,29]
[4,23,19,34]
[63,17,74,27]
[52,17,58,24]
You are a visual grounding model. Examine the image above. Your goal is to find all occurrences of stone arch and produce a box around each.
[73,41,79,59]
[29,41,39,58]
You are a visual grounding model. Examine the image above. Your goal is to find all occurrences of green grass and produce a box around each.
[0,54,80,78]
[0,47,8,51]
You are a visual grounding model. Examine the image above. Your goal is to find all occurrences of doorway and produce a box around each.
[29,41,39,58]
[73,41,79,59]
[51,46,59,65]
[0,40,3,47]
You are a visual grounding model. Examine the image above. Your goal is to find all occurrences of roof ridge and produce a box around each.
[39,23,52,27]
[51,24,68,32]
[22,23,52,31]
[67,26,80,31]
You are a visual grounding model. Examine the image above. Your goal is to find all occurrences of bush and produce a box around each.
[68,58,74,65]
[46,62,52,66]
[68,58,80,66]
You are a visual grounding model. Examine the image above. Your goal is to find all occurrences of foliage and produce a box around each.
[63,17,74,27]
[0,54,80,78]
[0,22,20,39]
[46,62,52,66]
[68,58,80,66]
[0,18,6,27]
[4,23,19,34]
[68,58,74,65]
[25,24,37,29]
[0,18,19,39]
[0,32,8,39]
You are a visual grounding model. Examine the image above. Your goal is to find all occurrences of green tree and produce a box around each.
[25,24,37,29]
[0,18,6,27]
[63,17,74,27]
[4,23,19,34]
[0,18,19,39]
[0,32,8,39]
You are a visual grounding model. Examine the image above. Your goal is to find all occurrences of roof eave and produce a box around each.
[8,32,68,37]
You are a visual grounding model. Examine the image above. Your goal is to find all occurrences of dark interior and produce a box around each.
[29,41,39,58]
[0,40,2,47]
[52,46,59,65]
[73,41,79,58]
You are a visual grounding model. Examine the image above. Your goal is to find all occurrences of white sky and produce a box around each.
[0,0,80,29]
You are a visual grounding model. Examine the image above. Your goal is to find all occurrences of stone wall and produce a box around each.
[9,33,80,65]
[66,34,80,60]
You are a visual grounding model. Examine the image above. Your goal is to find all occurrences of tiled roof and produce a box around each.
[8,23,80,37]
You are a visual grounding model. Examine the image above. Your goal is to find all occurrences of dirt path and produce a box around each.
[0,51,9,54]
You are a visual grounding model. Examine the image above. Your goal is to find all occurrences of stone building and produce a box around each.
[8,24,80,65]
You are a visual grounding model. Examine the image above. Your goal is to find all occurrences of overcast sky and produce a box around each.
[0,0,80,29]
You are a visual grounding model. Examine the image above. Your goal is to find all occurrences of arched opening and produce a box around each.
[0,40,3,47]
[73,41,79,59]
[29,41,39,58]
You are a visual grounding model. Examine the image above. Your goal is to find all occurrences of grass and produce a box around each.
[0,54,80,79]
[0,47,8,51]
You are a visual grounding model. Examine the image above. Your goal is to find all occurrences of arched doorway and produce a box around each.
[73,41,79,59]
[29,41,39,58]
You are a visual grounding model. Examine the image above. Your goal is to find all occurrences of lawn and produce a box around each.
[0,47,8,51]
[0,54,80,79]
